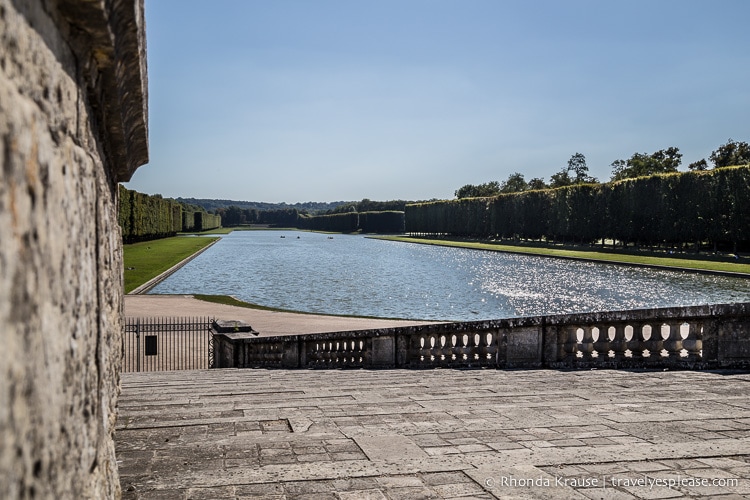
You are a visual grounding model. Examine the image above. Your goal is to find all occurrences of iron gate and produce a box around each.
[123,317,215,372]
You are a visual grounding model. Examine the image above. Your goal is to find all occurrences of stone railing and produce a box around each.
[211,302,750,370]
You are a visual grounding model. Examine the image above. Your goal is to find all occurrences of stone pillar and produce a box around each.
[211,320,259,368]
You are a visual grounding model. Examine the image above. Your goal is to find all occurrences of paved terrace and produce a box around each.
[116,368,750,499]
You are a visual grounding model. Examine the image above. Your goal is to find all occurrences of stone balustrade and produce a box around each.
[212,302,750,370]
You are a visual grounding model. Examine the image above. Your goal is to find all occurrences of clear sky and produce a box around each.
[125,0,750,203]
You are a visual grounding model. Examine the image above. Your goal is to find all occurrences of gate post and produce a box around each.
[211,320,259,368]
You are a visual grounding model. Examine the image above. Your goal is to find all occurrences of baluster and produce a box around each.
[663,322,684,359]
[416,335,427,364]
[428,334,438,362]
[481,331,496,364]
[438,335,449,364]
[628,323,646,359]
[610,324,628,361]
[449,334,458,362]
[559,327,579,363]
[459,333,471,362]
[682,322,703,361]
[579,326,595,360]
[642,323,664,361]
[593,326,611,361]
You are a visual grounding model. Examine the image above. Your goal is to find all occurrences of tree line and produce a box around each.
[215,205,406,234]
[119,186,221,243]
[216,198,409,233]
[455,139,750,198]
[408,166,750,252]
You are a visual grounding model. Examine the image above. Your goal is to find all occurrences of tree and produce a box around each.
[709,139,750,168]
[549,169,573,188]
[568,152,597,183]
[499,172,528,193]
[688,159,708,171]
[528,177,549,190]
[610,147,682,181]
[455,181,501,199]
[550,153,598,188]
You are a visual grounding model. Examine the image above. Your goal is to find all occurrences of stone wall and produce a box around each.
[0,0,147,498]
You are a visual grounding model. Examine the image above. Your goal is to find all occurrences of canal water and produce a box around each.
[150,230,750,321]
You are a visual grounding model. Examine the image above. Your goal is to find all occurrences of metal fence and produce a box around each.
[123,317,215,372]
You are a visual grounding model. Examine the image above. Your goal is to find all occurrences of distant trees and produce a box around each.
[327,199,408,214]
[709,139,750,168]
[455,181,501,199]
[548,153,597,188]
[528,177,548,190]
[500,173,528,193]
[453,139,750,198]
[610,147,682,181]
[216,206,260,226]
[688,159,709,171]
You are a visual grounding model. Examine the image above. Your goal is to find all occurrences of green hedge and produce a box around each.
[405,166,750,251]
[358,211,405,233]
[119,186,222,242]
[295,211,405,233]
[194,211,222,232]
[297,212,360,232]
[119,186,183,243]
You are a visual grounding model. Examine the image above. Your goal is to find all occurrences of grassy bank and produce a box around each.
[124,236,219,293]
[375,236,750,276]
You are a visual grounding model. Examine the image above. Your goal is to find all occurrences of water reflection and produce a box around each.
[150,231,750,321]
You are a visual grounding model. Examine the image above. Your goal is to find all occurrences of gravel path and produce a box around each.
[124,295,437,337]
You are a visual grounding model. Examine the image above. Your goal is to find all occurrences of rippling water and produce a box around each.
[150,230,750,321]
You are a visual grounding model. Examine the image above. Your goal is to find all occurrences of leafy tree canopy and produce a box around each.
[550,153,598,188]
[710,139,750,168]
[549,169,573,188]
[455,181,501,199]
[500,172,529,193]
[688,159,709,171]
[528,177,549,190]
[610,147,682,181]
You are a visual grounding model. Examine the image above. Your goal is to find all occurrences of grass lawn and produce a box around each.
[124,236,219,293]
[375,236,750,276]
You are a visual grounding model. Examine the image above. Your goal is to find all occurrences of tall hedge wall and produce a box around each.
[405,166,750,251]
[194,211,222,232]
[297,212,360,232]
[119,185,183,243]
[295,211,405,233]
[358,211,406,233]
[119,186,222,242]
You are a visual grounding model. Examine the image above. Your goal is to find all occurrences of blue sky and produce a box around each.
[125,0,750,203]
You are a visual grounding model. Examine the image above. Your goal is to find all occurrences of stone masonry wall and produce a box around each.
[0,0,147,498]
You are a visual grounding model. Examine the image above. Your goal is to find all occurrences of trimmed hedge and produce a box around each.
[194,211,222,232]
[405,166,750,251]
[359,211,405,233]
[119,186,182,243]
[297,212,360,233]
[295,211,405,233]
[119,186,221,242]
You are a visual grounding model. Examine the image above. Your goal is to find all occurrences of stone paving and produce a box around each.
[116,368,750,499]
